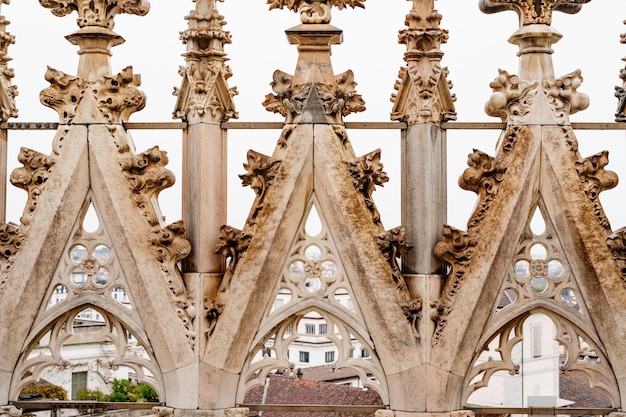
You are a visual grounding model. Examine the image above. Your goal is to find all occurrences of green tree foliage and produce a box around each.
[76,387,108,401]
[21,383,68,400]
[107,379,158,403]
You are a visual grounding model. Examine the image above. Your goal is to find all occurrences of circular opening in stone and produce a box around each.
[70,245,88,263]
[514,260,530,277]
[305,245,321,261]
[548,260,564,277]
[530,277,548,293]
[305,277,321,293]
[93,268,110,287]
[94,245,111,263]
[530,244,547,260]
[70,267,87,287]
[321,261,337,278]
[289,261,305,278]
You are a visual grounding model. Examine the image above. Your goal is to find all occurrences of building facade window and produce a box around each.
[325,351,335,363]
[361,349,370,358]
[71,371,88,400]
[305,324,315,335]
[319,323,328,335]
[299,351,310,363]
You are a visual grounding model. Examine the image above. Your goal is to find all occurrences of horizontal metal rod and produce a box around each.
[0,122,187,130]
[242,404,385,412]
[0,121,624,131]
[11,400,162,412]
[466,407,618,415]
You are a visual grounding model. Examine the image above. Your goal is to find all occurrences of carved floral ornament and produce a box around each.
[485,69,588,123]
[39,0,149,29]
[40,66,146,124]
[575,150,618,230]
[267,0,365,24]
[479,0,589,26]
[240,149,282,226]
[263,70,365,123]
[348,149,388,225]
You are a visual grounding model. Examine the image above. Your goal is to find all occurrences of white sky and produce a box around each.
[4,1,626,233]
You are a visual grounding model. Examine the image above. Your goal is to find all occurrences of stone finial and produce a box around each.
[267,0,365,24]
[479,0,589,26]
[39,0,149,30]
[390,0,456,125]
[0,0,17,122]
[263,0,366,124]
[39,0,150,81]
[173,0,238,123]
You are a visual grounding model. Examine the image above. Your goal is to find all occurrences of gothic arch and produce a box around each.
[462,307,620,407]
[236,305,389,405]
[9,303,165,401]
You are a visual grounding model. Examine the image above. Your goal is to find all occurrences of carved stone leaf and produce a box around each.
[39,0,149,28]
[607,228,626,282]
[317,70,366,118]
[459,149,506,230]
[433,225,478,344]
[543,70,589,123]
[40,67,86,124]
[348,149,388,225]
[95,66,146,123]
[10,147,55,226]
[215,224,253,275]
[267,0,365,12]
[240,150,282,227]
[479,0,589,25]
[485,69,538,122]
[576,150,619,230]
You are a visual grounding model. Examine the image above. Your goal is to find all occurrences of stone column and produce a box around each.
[393,0,456,276]
[391,0,456,344]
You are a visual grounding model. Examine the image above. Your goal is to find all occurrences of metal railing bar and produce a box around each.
[242,404,384,412]
[0,121,624,131]
[10,400,162,412]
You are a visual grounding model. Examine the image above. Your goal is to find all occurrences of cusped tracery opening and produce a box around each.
[11,306,164,402]
[464,312,617,409]
[237,309,388,407]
